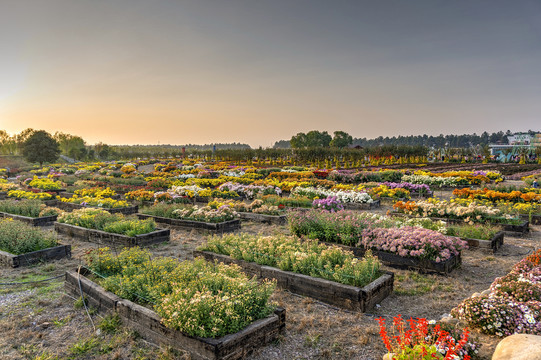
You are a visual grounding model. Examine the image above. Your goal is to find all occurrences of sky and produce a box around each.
[1,0,541,147]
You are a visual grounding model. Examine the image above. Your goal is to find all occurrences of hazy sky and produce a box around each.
[1,0,540,147]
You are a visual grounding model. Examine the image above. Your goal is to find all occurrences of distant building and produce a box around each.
[489,132,540,157]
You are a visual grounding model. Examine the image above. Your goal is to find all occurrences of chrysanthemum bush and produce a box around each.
[376,315,475,360]
[207,198,282,216]
[292,186,374,204]
[142,202,237,223]
[312,196,344,212]
[84,247,276,338]
[382,182,432,195]
[73,186,117,198]
[0,199,59,218]
[218,182,281,198]
[361,227,467,263]
[58,208,156,237]
[0,218,58,255]
[8,189,54,201]
[451,249,541,336]
[26,176,63,190]
[58,195,131,209]
[198,233,382,288]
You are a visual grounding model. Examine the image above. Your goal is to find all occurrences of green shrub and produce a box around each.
[0,219,57,254]
[58,208,156,236]
[0,199,59,218]
[84,247,275,338]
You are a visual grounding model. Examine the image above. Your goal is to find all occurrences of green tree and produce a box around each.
[290,130,332,148]
[54,132,87,160]
[330,131,353,148]
[21,130,60,166]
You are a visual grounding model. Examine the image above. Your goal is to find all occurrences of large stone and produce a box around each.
[492,334,541,360]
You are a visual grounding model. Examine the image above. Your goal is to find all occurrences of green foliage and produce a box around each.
[58,208,156,236]
[330,131,353,148]
[0,219,57,255]
[98,314,122,334]
[0,199,58,218]
[84,247,276,338]
[446,223,501,240]
[21,130,61,166]
[199,233,382,288]
[290,130,332,148]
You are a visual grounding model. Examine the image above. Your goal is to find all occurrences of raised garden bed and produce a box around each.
[0,212,57,227]
[237,212,286,225]
[55,201,138,215]
[316,241,461,274]
[377,197,405,206]
[520,214,541,225]
[0,244,71,268]
[459,231,505,252]
[65,269,286,360]
[137,213,241,233]
[193,250,394,311]
[58,192,122,200]
[389,212,529,235]
[54,222,169,247]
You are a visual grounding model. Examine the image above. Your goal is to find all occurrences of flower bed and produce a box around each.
[66,247,285,359]
[137,213,240,232]
[197,234,393,311]
[0,219,70,267]
[55,208,169,246]
[56,196,138,215]
[0,199,59,226]
[451,249,541,337]
[453,187,541,203]
[8,190,54,201]
[139,203,241,232]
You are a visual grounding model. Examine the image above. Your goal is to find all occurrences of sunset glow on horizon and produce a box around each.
[2,0,541,147]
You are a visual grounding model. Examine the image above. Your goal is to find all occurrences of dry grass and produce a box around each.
[1,204,539,359]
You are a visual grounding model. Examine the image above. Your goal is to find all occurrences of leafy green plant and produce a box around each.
[0,219,57,254]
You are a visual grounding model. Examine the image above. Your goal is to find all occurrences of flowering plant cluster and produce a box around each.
[382,181,432,195]
[0,218,58,255]
[199,233,382,288]
[370,185,411,199]
[73,186,117,198]
[312,196,344,212]
[58,208,156,236]
[453,188,541,203]
[171,204,237,223]
[124,189,156,202]
[292,186,374,204]
[361,226,467,262]
[84,247,276,338]
[0,182,18,192]
[0,199,60,218]
[376,315,474,360]
[261,194,314,209]
[393,199,504,224]
[27,176,63,190]
[452,249,541,337]
[218,182,281,198]
[208,198,282,216]
[120,163,136,174]
[8,190,54,200]
[402,174,464,187]
[58,195,131,209]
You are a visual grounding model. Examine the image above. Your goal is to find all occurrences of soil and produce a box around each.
[1,200,540,359]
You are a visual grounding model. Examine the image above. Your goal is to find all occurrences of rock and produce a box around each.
[440,316,459,326]
[471,292,481,298]
[492,334,541,360]
[481,289,491,296]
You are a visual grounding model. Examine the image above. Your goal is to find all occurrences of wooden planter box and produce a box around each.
[55,201,138,215]
[0,212,57,226]
[193,250,394,312]
[341,199,381,210]
[501,220,529,235]
[520,214,541,225]
[65,269,286,360]
[0,244,71,268]
[137,214,241,233]
[237,212,287,225]
[317,241,461,274]
[460,231,504,252]
[389,213,529,236]
[54,222,170,247]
